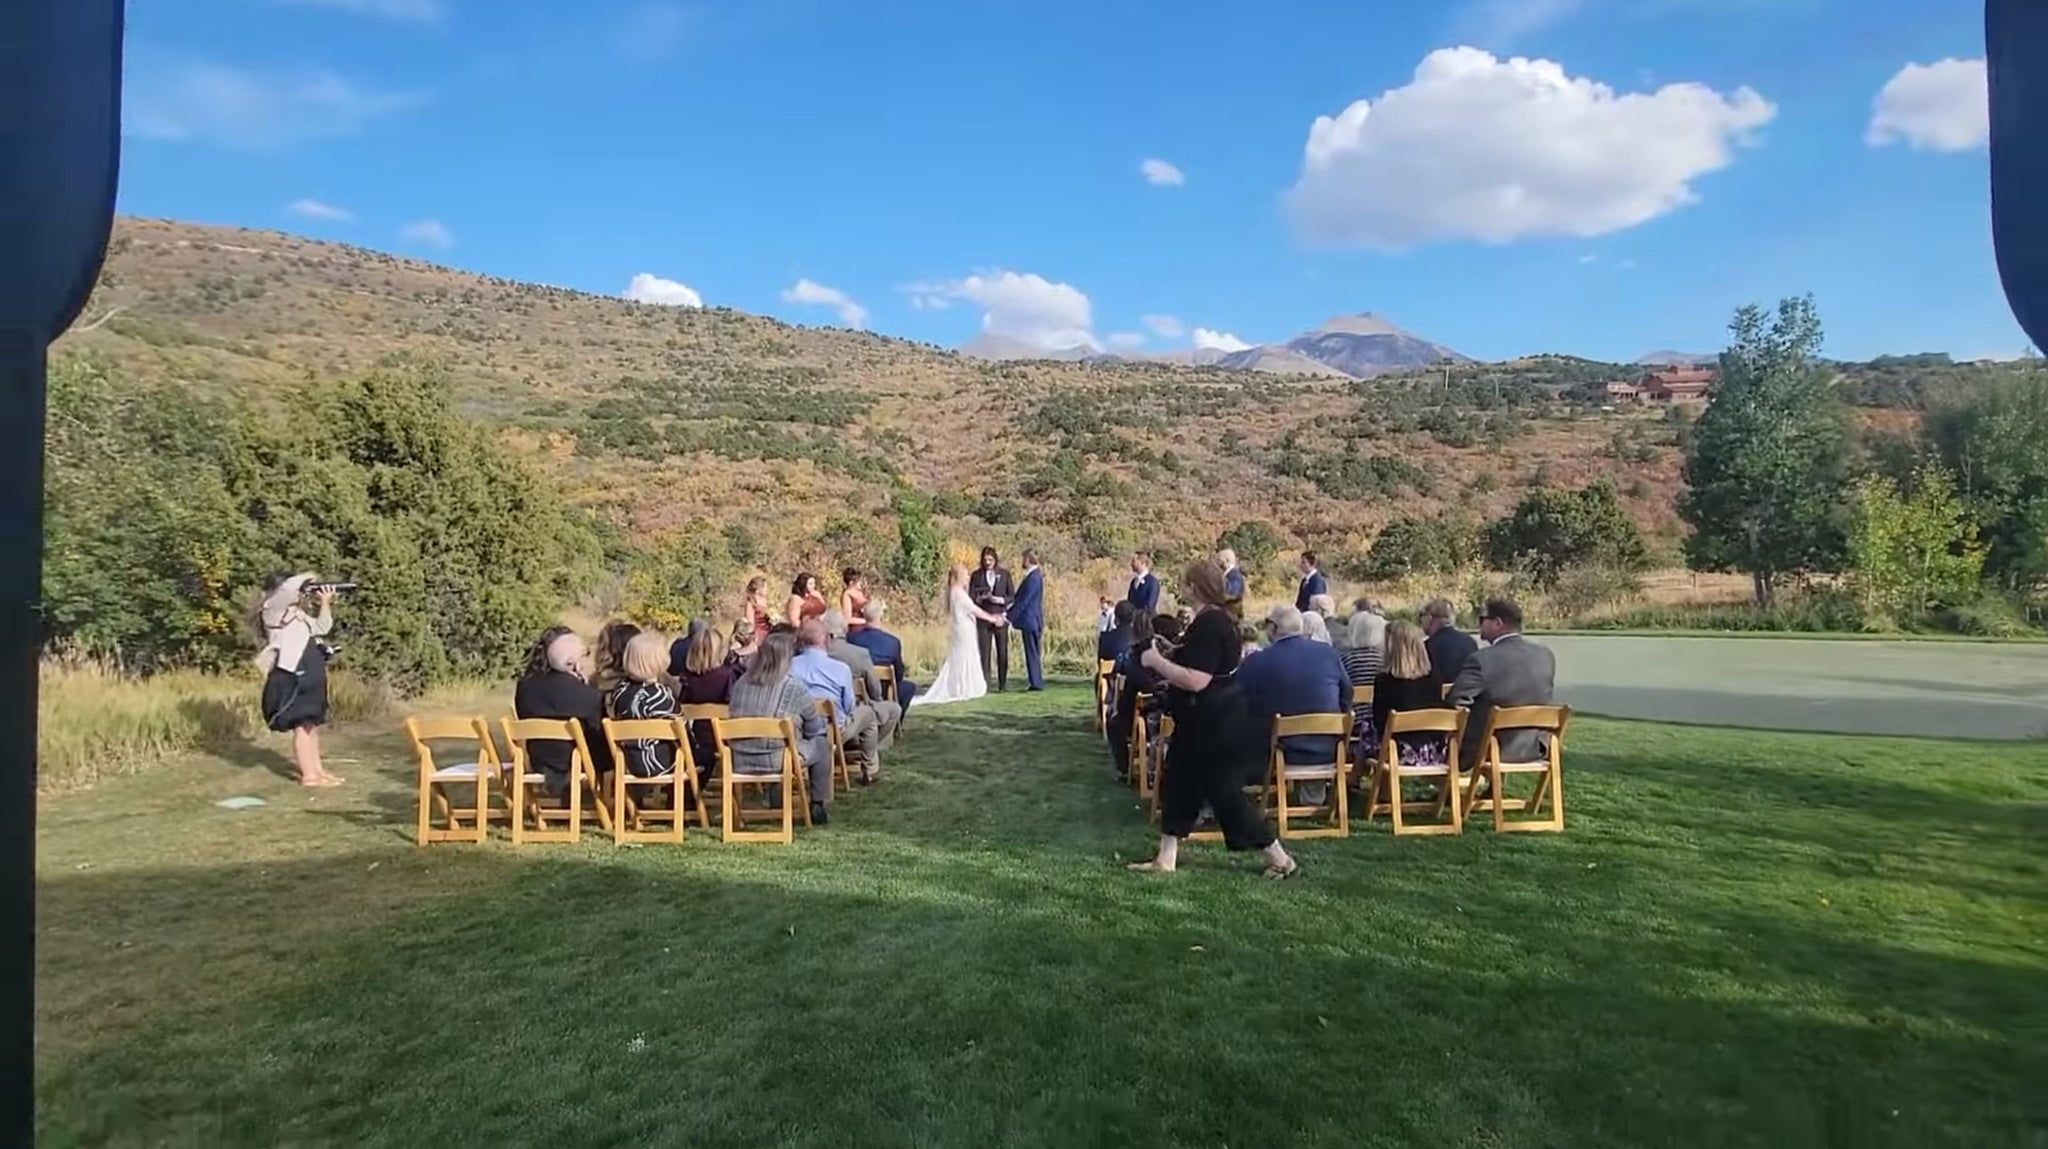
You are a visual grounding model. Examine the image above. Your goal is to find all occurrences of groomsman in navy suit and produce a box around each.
[1294,551,1328,612]
[1126,552,1160,613]
[1007,550,1047,691]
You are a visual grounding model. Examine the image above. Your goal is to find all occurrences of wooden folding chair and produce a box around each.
[677,703,727,829]
[872,666,902,743]
[1095,659,1117,734]
[1350,682,1374,709]
[1147,713,1174,821]
[1269,713,1351,839]
[500,717,612,844]
[710,715,812,844]
[814,697,855,793]
[601,718,709,844]
[1462,705,1572,833]
[1366,709,1467,836]
[406,715,502,845]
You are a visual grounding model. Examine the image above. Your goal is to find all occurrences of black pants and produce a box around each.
[976,620,1010,689]
[1159,718,1274,851]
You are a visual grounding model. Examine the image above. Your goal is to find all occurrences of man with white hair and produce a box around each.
[1215,547,1245,604]
[1236,604,1348,806]
[817,611,902,781]
[845,599,917,709]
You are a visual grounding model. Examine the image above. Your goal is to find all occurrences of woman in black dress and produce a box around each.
[1128,561,1300,880]
[254,572,343,787]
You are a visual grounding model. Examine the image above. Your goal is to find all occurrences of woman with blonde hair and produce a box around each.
[608,630,681,781]
[1130,560,1299,881]
[741,577,774,645]
[1370,621,1452,766]
[913,562,1013,708]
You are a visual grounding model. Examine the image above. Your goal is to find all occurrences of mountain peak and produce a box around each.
[1312,312,1405,337]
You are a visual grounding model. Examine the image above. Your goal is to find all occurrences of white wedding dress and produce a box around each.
[911,588,989,707]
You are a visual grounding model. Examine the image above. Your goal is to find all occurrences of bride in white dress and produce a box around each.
[912,563,1011,708]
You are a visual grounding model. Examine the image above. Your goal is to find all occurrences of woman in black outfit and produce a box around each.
[1128,561,1300,881]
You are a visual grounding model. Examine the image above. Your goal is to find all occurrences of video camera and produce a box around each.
[305,581,359,595]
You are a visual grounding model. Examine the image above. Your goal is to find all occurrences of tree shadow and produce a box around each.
[177,698,296,781]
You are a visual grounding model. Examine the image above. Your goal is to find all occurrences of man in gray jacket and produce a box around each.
[1450,599,1556,772]
[822,610,902,775]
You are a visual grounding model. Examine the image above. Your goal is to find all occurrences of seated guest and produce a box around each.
[794,618,895,779]
[786,572,828,627]
[607,630,681,786]
[512,626,606,800]
[1098,600,1136,662]
[1301,610,1333,645]
[1342,611,1387,745]
[1421,597,1478,692]
[1107,613,1181,781]
[593,620,641,696]
[1450,599,1556,773]
[1237,620,1263,661]
[1236,605,1348,804]
[669,618,738,780]
[845,599,918,709]
[839,568,871,635]
[1371,621,1455,770]
[726,630,832,825]
[821,610,903,782]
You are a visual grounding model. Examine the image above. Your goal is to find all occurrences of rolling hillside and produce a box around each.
[58,218,1697,578]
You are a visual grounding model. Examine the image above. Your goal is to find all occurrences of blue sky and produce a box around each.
[117,0,2018,362]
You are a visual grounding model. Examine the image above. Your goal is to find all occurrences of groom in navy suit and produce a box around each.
[1007,549,1047,692]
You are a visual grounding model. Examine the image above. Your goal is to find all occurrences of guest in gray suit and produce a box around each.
[1450,599,1556,771]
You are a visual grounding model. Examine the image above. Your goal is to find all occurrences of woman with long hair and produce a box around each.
[786,573,828,627]
[910,562,1012,708]
[1129,560,1298,881]
[840,568,871,634]
[1370,621,1452,767]
[737,576,773,645]
[726,628,833,824]
[673,617,741,703]
[593,620,641,695]
[252,572,342,787]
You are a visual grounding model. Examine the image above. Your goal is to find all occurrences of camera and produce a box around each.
[306,581,358,594]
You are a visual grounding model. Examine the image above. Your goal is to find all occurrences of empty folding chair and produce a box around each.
[677,703,728,829]
[814,697,854,794]
[406,715,502,845]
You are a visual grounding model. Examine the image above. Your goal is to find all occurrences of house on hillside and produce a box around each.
[1603,381,1645,404]
[1641,365,1716,404]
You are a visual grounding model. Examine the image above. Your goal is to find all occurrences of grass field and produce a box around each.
[35,682,2048,1147]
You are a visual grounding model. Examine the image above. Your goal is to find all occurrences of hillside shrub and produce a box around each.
[1485,481,1648,588]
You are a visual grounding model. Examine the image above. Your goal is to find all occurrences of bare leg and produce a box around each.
[293,725,342,786]
[1127,833,1180,873]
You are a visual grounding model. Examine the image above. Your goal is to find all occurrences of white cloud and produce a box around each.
[274,0,443,21]
[1192,328,1253,353]
[909,270,1098,352]
[618,3,696,62]
[123,50,423,150]
[286,198,354,222]
[1141,314,1185,338]
[1284,47,1774,251]
[400,219,454,248]
[623,273,703,308]
[1107,332,1148,351]
[1578,253,1600,264]
[1141,158,1186,187]
[781,278,869,328]
[1867,58,1988,152]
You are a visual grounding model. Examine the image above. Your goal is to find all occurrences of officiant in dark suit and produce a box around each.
[969,546,1015,691]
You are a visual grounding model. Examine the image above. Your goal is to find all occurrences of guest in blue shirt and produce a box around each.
[1126,552,1160,613]
[1235,605,1348,805]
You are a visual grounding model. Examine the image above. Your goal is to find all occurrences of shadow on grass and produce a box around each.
[1561,683,2048,741]
[35,842,2047,1149]
[179,698,297,781]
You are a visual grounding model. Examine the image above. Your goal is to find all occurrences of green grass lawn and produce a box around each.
[35,683,2048,1148]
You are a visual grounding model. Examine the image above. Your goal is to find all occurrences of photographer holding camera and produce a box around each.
[251,572,350,788]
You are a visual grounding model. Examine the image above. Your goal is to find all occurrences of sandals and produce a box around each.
[1125,858,1176,873]
[1261,859,1301,882]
